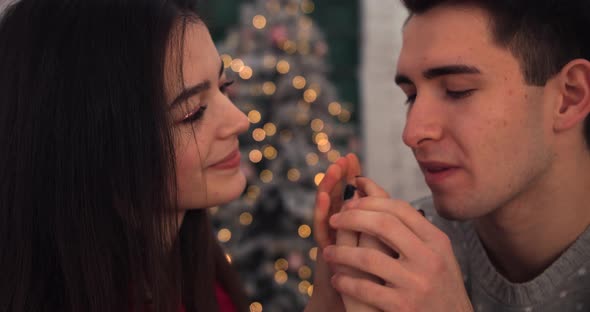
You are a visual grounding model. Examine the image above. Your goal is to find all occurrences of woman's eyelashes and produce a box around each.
[182,105,208,124]
[220,80,234,94]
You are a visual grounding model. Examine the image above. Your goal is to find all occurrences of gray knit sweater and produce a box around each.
[412,197,590,312]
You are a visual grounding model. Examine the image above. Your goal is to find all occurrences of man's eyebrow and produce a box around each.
[169,80,211,108]
[395,64,482,85]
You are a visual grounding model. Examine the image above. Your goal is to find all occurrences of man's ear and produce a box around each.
[553,59,590,132]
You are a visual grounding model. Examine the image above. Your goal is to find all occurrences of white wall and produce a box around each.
[360,0,429,201]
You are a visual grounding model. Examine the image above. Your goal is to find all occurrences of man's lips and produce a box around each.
[210,149,241,169]
[418,161,461,185]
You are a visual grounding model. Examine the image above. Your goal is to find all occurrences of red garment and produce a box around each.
[215,282,237,312]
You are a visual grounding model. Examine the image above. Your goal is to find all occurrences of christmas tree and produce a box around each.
[210,0,359,310]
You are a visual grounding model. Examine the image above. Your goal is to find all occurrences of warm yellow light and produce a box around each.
[328,102,342,115]
[327,150,341,162]
[307,285,314,296]
[230,58,245,73]
[298,224,312,238]
[249,302,263,312]
[292,76,306,89]
[298,266,312,280]
[263,146,278,160]
[239,66,253,80]
[303,89,318,103]
[253,128,266,142]
[311,119,324,132]
[221,54,233,68]
[260,170,273,183]
[283,40,297,54]
[313,132,328,144]
[263,54,277,69]
[247,185,261,198]
[339,109,352,123]
[239,212,253,225]
[274,270,288,285]
[248,110,261,124]
[249,149,263,163]
[309,247,318,261]
[306,153,319,166]
[274,258,289,271]
[217,228,232,243]
[262,82,276,95]
[252,15,267,29]
[298,280,312,294]
[287,168,301,182]
[301,0,315,14]
[226,253,232,264]
[314,173,325,186]
[263,123,277,136]
[276,60,290,74]
[318,141,331,153]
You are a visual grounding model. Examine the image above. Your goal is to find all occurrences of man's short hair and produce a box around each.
[401,0,590,148]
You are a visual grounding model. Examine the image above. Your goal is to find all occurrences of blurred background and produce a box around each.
[203,0,429,311]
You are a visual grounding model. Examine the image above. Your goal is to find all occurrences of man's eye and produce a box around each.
[446,89,476,99]
[220,80,235,94]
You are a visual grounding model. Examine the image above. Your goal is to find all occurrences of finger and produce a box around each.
[318,162,344,194]
[313,191,333,249]
[332,274,403,312]
[345,153,362,183]
[323,245,413,287]
[331,208,429,261]
[355,177,390,198]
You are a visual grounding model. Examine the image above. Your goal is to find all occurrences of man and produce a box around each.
[308,0,590,311]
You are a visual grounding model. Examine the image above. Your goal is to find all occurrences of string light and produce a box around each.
[253,128,266,142]
[217,228,232,243]
[263,123,277,136]
[248,110,262,124]
[263,54,277,69]
[305,153,319,166]
[298,266,312,280]
[307,285,314,296]
[263,145,278,160]
[303,89,318,103]
[249,149,263,163]
[252,15,267,29]
[262,82,276,95]
[249,302,263,312]
[298,281,312,294]
[298,16,313,30]
[292,75,306,89]
[260,170,273,183]
[276,60,290,74]
[327,150,341,162]
[286,2,299,15]
[328,101,342,115]
[313,132,328,144]
[239,66,253,80]
[247,185,261,198]
[309,247,318,261]
[221,54,233,68]
[274,270,288,284]
[230,58,245,72]
[282,40,297,54]
[298,224,312,238]
[318,141,331,153]
[314,173,325,186]
[274,258,289,271]
[287,168,301,182]
[310,119,324,131]
[339,109,352,123]
[226,253,233,264]
[301,0,315,14]
[239,212,253,225]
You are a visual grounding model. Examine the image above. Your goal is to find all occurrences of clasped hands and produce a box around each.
[307,154,473,312]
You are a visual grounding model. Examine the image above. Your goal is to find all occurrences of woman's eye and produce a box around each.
[182,105,208,124]
[220,80,235,94]
[446,89,475,99]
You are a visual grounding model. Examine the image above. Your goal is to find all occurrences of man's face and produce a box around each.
[396,5,555,219]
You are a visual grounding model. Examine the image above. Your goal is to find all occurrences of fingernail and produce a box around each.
[343,184,356,200]
[418,209,425,217]
[323,246,334,259]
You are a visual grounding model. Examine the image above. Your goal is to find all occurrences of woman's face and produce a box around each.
[166,21,249,211]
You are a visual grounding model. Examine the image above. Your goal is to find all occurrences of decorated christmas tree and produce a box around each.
[209,0,359,310]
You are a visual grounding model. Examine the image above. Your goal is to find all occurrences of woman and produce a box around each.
[0,0,347,311]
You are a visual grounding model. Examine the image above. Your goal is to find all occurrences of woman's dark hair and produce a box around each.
[0,0,247,311]
[401,0,590,148]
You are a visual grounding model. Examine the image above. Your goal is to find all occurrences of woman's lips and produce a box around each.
[210,149,241,170]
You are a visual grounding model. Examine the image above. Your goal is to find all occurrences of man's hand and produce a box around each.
[322,177,473,312]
